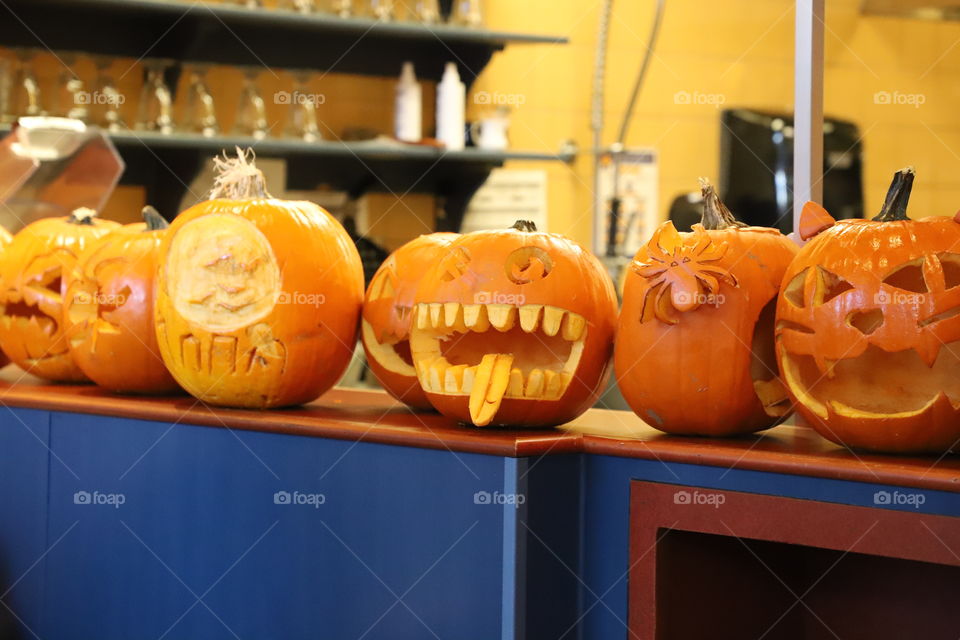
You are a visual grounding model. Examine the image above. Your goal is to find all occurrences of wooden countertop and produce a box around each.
[1,366,958,493]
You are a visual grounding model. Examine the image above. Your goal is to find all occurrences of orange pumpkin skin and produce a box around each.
[0,227,12,369]
[615,181,797,436]
[0,210,120,381]
[776,169,960,453]
[362,233,457,409]
[155,156,364,409]
[65,210,180,394]
[409,221,618,428]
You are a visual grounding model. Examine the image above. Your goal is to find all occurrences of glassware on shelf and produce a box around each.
[225,0,263,8]
[368,0,394,21]
[285,70,321,142]
[277,0,315,13]
[413,0,440,24]
[234,67,268,140]
[450,0,483,28]
[91,55,125,132]
[10,49,44,120]
[331,0,353,18]
[55,53,88,121]
[136,59,175,135]
[0,58,14,124]
[181,64,219,138]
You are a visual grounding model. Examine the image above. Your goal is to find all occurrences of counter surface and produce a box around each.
[2,366,958,492]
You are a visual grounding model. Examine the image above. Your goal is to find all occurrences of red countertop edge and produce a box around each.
[0,368,958,493]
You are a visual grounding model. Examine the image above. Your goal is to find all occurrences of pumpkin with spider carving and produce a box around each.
[408,220,618,428]
[777,167,960,453]
[154,149,364,408]
[615,179,797,435]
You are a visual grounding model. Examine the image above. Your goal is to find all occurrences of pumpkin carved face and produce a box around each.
[615,179,798,435]
[0,209,120,380]
[65,207,179,394]
[155,151,364,409]
[361,232,457,409]
[776,168,960,453]
[409,221,618,427]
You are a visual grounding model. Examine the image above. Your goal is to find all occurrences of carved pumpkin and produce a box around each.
[65,206,180,394]
[155,150,364,409]
[0,208,120,381]
[408,220,618,427]
[615,179,797,435]
[362,232,457,409]
[0,227,11,369]
[777,167,960,453]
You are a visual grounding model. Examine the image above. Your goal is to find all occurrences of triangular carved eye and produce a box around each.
[783,268,808,307]
[938,252,960,289]
[883,258,927,293]
[817,266,854,304]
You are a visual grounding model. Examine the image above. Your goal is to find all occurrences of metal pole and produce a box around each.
[793,0,824,239]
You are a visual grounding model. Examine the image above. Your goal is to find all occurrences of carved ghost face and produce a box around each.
[361,233,457,410]
[0,213,119,381]
[65,222,179,394]
[776,203,960,453]
[409,224,618,427]
[155,201,364,409]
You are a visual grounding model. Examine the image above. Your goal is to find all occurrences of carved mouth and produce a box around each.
[781,341,960,419]
[0,299,58,337]
[361,320,416,376]
[409,302,586,425]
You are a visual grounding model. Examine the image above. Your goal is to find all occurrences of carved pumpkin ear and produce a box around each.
[953,209,960,224]
[798,201,836,241]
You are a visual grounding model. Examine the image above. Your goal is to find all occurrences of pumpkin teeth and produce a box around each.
[486,304,516,331]
[542,306,564,336]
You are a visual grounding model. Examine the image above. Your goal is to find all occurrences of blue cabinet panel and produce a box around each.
[0,407,49,638]
[42,412,508,640]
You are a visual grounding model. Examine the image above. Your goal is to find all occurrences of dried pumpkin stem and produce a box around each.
[68,207,97,226]
[872,166,914,222]
[142,205,169,231]
[698,177,746,230]
[511,220,538,232]
[209,147,273,200]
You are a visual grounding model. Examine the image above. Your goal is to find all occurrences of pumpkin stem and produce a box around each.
[698,178,746,230]
[872,167,914,222]
[68,207,97,225]
[142,205,169,231]
[511,220,538,232]
[209,147,273,200]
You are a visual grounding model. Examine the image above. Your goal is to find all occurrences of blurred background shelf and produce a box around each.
[0,0,567,82]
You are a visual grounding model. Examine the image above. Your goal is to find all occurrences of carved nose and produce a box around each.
[848,309,883,335]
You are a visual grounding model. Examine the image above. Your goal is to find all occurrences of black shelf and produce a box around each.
[90,130,573,229]
[0,0,567,82]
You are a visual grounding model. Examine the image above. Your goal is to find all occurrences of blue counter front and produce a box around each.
[0,372,958,639]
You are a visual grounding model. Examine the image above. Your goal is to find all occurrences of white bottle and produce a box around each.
[436,62,465,151]
[394,62,422,143]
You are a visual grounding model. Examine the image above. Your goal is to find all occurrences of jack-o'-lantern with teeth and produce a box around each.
[615,179,798,435]
[0,208,120,381]
[65,206,179,394]
[777,167,960,454]
[362,232,457,409]
[409,220,618,427]
[155,149,364,408]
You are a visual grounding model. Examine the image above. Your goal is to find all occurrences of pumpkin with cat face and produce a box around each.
[777,168,960,453]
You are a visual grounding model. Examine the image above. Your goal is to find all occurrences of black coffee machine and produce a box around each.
[717,108,863,233]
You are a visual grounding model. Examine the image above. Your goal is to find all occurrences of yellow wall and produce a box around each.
[476,0,960,246]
